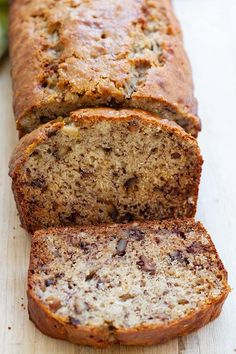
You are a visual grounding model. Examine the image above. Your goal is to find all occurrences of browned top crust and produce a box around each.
[9,0,200,136]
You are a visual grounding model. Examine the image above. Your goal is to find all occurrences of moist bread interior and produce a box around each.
[15,116,201,231]
[29,221,228,328]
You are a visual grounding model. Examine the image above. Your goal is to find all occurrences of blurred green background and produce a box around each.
[0,0,8,60]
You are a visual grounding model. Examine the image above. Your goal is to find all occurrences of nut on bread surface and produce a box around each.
[28,219,229,347]
[9,0,200,136]
[9,108,202,233]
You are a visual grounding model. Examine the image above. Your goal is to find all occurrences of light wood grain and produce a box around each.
[0,0,236,353]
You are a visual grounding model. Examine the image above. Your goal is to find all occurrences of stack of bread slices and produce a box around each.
[8,0,229,348]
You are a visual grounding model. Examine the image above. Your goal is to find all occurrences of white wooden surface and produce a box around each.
[0,0,236,353]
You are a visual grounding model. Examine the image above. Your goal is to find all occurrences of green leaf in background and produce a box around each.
[0,2,8,60]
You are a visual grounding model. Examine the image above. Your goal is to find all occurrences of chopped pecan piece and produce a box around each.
[116,238,128,256]
[129,228,145,241]
[186,242,204,254]
[169,250,189,265]
[119,293,135,301]
[171,152,181,159]
[85,269,97,281]
[69,316,81,326]
[137,255,156,274]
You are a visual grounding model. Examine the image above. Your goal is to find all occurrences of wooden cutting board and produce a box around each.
[1,1,236,353]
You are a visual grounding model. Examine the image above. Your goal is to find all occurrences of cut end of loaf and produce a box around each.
[10,108,202,233]
[28,219,229,347]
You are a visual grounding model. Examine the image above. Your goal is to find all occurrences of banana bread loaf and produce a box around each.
[28,219,230,347]
[9,108,202,233]
[9,0,200,137]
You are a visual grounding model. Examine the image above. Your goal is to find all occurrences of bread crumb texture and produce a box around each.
[28,219,229,346]
[10,109,202,232]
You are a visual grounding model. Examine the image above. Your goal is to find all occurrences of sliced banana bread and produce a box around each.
[9,108,202,233]
[9,0,200,137]
[28,219,230,347]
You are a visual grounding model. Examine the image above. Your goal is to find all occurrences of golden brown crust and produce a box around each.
[9,0,200,136]
[28,289,228,347]
[27,219,230,347]
[9,120,64,179]
[28,294,114,348]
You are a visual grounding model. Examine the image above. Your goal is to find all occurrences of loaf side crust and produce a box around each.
[9,0,200,136]
[28,290,228,347]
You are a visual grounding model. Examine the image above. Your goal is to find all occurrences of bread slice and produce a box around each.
[9,108,202,233]
[28,219,229,347]
[9,0,200,137]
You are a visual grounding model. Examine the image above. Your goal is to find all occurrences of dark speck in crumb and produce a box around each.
[45,278,56,287]
[55,272,65,279]
[155,237,160,244]
[120,213,134,223]
[30,177,45,189]
[79,241,90,253]
[129,228,145,241]
[108,204,119,221]
[178,231,186,239]
[124,176,138,190]
[171,152,181,159]
[69,316,81,326]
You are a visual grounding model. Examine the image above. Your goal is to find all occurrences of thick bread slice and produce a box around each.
[28,219,230,347]
[9,0,200,137]
[9,108,202,233]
